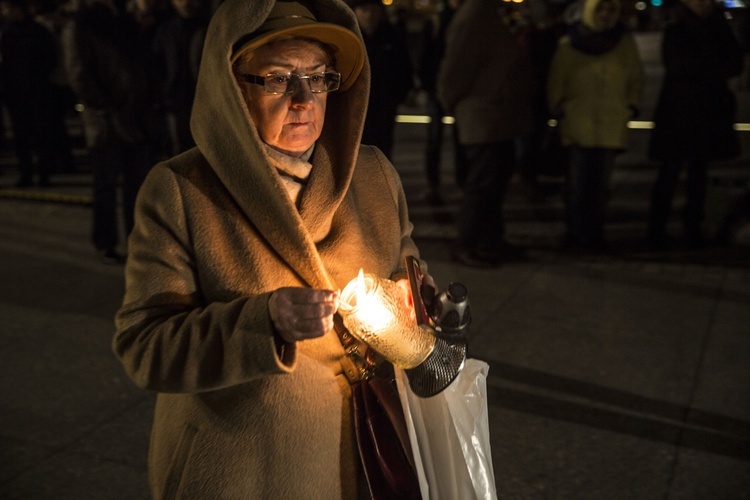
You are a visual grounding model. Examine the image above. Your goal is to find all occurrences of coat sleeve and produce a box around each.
[113,165,296,394]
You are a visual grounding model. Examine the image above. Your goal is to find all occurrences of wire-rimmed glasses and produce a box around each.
[240,72,341,94]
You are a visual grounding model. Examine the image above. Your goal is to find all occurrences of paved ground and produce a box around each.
[1,31,750,499]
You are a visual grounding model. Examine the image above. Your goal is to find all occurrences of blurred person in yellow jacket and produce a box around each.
[547,0,643,251]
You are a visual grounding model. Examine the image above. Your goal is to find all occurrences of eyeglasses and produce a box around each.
[240,72,341,94]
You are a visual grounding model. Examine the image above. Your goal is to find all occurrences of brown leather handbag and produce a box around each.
[335,315,421,500]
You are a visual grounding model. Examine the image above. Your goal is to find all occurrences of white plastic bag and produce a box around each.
[395,359,497,500]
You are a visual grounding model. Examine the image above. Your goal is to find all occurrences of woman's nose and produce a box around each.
[290,80,315,105]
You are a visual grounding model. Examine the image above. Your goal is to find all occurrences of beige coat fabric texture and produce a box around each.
[436,0,533,146]
[112,0,421,498]
[547,0,644,149]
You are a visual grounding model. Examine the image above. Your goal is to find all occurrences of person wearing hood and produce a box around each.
[547,0,644,251]
[113,0,429,498]
[647,0,743,250]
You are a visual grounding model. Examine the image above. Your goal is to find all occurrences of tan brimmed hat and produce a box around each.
[231,0,366,91]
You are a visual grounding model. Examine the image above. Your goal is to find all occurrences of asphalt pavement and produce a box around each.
[1,31,749,499]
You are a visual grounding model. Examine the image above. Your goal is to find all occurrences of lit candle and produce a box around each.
[338,269,435,369]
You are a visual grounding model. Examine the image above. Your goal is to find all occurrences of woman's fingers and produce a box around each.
[269,287,339,343]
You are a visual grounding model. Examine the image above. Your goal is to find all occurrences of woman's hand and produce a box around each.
[268,287,339,343]
[394,273,437,322]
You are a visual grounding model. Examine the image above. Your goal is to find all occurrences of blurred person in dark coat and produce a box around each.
[0,0,56,187]
[126,0,170,159]
[32,0,76,175]
[351,0,412,160]
[416,0,464,205]
[438,0,533,267]
[647,0,743,249]
[153,0,207,156]
[516,2,567,199]
[62,0,152,263]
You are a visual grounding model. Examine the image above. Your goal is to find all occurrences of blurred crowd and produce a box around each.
[1,0,748,264]
[0,0,213,262]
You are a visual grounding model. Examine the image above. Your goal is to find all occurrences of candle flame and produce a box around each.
[355,268,366,308]
[353,268,392,333]
[338,269,436,369]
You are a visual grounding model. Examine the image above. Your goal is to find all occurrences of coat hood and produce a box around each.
[581,0,621,31]
[190,0,370,290]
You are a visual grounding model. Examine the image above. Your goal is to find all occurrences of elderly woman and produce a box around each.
[113,0,425,498]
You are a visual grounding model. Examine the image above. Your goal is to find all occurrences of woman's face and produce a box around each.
[237,39,331,157]
[593,0,618,30]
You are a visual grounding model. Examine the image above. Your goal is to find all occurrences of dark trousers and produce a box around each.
[424,94,467,190]
[517,114,547,183]
[49,85,75,173]
[457,140,516,252]
[90,142,151,251]
[5,95,54,185]
[565,146,616,245]
[648,158,708,243]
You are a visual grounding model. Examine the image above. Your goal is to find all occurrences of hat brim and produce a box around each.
[232,23,365,92]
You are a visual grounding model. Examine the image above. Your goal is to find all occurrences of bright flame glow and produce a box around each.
[354,269,394,334]
[338,270,436,368]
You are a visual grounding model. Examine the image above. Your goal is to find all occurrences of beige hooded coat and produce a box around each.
[113,0,420,498]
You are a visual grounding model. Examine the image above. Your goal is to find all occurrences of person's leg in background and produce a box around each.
[682,157,709,248]
[648,158,683,249]
[564,145,587,248]
[90,146,125,263]
[423,93,444,205]
[454,139,517,266]
[564,146,613,250]
[121,142,152,237]
[30,95,57,187]
[5,98,35,187]
[583,147,615,248]
[452,124,468,190]
[48,84,76,174]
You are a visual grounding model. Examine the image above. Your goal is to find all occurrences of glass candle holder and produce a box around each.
[338,270,435,369]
